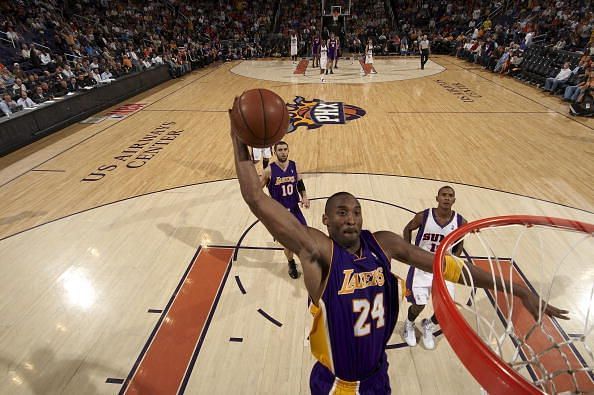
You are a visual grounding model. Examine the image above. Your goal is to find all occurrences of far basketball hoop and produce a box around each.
[321,0,351,16]
[332,6,341,21]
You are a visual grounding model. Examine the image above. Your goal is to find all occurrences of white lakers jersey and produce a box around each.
[409,208,465,287]
[291,35,298,47]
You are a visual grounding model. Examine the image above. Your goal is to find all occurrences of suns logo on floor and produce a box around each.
[287,96,366,133]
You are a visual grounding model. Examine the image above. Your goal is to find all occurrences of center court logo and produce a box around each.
[287,96,366,133]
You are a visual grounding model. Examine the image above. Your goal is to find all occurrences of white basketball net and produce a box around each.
[449,222,593,394]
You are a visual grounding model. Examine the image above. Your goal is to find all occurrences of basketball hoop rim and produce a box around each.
[432,215,594,395]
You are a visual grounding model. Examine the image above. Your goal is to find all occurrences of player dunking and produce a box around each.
[403,186,467,349]
[229,105,568,394]
[312,35,321,68]
[260,141,309,279]
[290,31,298,64]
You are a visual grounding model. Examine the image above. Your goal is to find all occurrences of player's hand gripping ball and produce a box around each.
[230,89,289,148]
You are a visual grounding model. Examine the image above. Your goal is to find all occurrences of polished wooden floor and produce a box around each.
[0,56,592,394]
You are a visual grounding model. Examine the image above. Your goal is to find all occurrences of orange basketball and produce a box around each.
[230,89,289,148]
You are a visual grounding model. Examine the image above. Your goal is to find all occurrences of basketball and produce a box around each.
[230,89,289,148]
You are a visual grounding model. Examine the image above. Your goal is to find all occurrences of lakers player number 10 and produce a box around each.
[281,184,294,196]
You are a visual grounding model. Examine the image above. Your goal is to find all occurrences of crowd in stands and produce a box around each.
[0,0,278,118]
[451,1,593,116]
[1,0,592,118]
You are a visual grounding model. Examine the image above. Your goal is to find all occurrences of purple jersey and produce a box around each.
[267,160,300,210]
[312,37,321,54]
[309,230,399,384]
[328,38,337,58]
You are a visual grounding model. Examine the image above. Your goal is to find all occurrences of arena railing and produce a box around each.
[0,30,15,48]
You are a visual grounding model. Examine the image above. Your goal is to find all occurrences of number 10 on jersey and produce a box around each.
[281,184,294,196]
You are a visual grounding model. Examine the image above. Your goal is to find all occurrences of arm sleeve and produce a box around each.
[443,255,463,283]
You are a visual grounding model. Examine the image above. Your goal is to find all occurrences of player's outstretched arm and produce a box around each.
[231,112,329,300]
[232,133,317,260]
[373,230,569,321]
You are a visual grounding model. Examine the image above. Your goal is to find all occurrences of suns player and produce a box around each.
[402,186,467,349]
[320,40,328,80]
[290,31,298,64]
[230,107,568,394]
[365,38,377,74]
[250,147,272,174]
[312,35,321,68]
[327,32,338,74]
[260,141,310,279]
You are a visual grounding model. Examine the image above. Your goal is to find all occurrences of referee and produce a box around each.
[420,35,430,70]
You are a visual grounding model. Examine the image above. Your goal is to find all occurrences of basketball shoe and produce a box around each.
[421,318,435,349]
[403,319,417,347]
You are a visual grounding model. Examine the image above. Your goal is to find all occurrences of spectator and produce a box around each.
[0,93,19,116]
[494,48,512,73]
[62,65,75,79]
[12,78,27,98]
[31,86,48,104]
[25,74,38,91]
[564,67,592,102]
[67,77,80,92]
[544,62,572,93]
[0,67,15,87]
[29,45,42,69]
[5,26,21,45]
[122,55,133,73]
[40,82,54,98]
[12,63,26,80]
[89,69,102,84]
[40,51,53,67]
[570,72,594,115]
[483,18,492,31]
[524,31,535,48]
[151,54,164,64]
[21,44,31,61]
[100,68,114,82]
[53,80,69,97]
[17,91,37,108]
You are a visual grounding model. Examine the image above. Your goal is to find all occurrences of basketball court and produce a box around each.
[0,55,592,394]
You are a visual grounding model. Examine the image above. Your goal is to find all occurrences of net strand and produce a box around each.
[449,223,593,394]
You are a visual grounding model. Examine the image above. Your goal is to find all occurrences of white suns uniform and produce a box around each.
[365,44,374,64]
[290,34,298,56]
[251,147,272,161]
[406,208,465,304]
[320,44,328,69]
